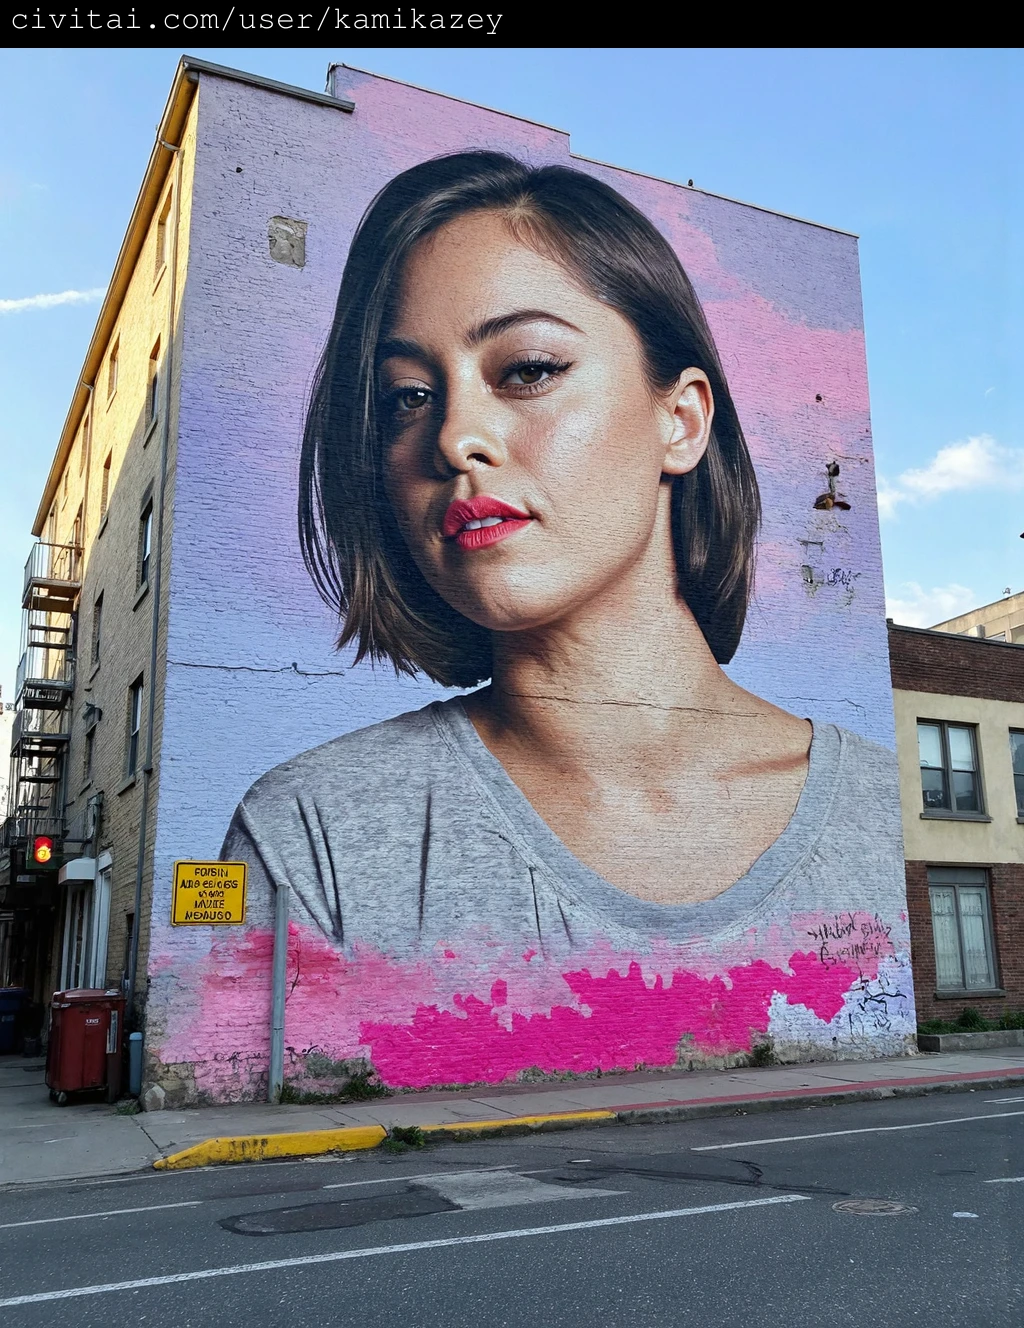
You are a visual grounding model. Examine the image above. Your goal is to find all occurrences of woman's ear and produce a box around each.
[661,368,714,477]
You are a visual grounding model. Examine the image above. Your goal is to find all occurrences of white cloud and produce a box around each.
[885,581,978,628]
[0,287,105,315]
[878,434,1024,518]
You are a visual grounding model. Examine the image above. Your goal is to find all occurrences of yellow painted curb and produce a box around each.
[153,1124,387,1170]
[419,1109,616,1136]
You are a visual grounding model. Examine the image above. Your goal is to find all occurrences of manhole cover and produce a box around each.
[832,1198,918,1217]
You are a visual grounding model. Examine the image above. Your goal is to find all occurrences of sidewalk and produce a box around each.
[4,1047,1024,1188]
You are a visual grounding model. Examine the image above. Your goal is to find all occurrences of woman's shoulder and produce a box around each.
[237,697,460,816]
[818,721,901,826]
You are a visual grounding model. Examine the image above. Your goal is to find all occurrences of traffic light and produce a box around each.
[32,836,54,865]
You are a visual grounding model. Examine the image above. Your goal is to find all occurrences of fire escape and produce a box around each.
[1,543,81,880]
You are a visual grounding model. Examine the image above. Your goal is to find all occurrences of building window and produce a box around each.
[155,190,172,276]
[146,339,161,429]
[1011,731,1024,818]
[107,339,119,401]
[126,676,144,777]
[138,501,153,588]
[928,868,998,992]
[917,721,982,814]
[79,416,89,474]
[100,452,112,523]
[83,725,95,783]
[91,593,103,665]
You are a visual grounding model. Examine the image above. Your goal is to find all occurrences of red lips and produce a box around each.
[442,496,533,551]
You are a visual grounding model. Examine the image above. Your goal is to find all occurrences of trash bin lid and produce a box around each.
[51,988,125,1004]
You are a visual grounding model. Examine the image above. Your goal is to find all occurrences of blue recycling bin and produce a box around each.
[0,988,27,1054]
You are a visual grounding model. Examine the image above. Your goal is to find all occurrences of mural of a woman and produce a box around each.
[222,152,911,1084]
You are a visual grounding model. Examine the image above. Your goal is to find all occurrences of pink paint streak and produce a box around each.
[151,911,898,1099]
[358,951,858,1089]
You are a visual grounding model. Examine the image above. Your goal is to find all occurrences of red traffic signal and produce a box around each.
[32,836,54,865]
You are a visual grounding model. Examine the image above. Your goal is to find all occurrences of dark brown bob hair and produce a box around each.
[300,151,760,688]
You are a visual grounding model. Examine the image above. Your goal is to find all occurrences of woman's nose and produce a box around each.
[433,383,507,475]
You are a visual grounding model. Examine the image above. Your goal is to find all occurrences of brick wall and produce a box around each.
[906,860,1024,1021]
[889,622,1024,703]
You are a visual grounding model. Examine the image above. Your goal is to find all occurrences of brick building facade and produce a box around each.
[889,622,1024,1022]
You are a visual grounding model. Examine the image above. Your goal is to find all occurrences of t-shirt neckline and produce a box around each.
[432,696,842,943]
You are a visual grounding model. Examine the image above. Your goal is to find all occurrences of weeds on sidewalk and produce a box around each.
[918,1007,1024,1035]
[382,1125,427,1154]
[114,1099,141,1115]
[280,1068,390,1106]
[747,1038,777,1068]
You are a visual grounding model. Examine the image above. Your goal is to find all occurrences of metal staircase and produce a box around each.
[1,543,81,877]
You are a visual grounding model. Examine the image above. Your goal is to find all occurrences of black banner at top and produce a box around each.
[5,3,596,46]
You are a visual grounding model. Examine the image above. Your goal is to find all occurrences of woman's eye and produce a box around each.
[390,387,432,413]
[512,364,547,385]
[502,359,570,390]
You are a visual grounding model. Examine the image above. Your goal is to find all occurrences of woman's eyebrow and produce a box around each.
[377,336,426,364]
[465,309,582,346]
[377,311,582,365]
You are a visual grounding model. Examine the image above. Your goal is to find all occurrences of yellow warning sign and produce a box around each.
[171,861,247,925]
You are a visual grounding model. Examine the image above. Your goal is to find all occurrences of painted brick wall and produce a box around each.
[141,65,913,1105]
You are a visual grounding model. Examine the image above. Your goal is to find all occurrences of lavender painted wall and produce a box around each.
[146,67,912,1105]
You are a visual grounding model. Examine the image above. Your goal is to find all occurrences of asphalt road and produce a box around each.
[2,1089,1023,1327]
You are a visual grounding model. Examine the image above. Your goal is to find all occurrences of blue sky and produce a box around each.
[1,46,1021,706]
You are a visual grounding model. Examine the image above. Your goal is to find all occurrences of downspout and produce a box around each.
[126,138,184,1024]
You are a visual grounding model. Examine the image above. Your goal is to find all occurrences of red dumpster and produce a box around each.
[46,989,125,1104]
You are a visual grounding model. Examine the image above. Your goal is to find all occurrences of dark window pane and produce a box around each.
[952,770,980,813]
[921,766,948,810]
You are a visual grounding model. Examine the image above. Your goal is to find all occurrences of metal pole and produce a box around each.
[268,880,289,1103]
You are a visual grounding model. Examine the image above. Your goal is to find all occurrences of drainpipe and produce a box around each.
[126,139,184,1024]
[268,879,289,1102]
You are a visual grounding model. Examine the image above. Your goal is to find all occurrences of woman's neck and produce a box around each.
[464,547,756,781]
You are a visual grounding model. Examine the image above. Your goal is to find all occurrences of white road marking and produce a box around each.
[416,1169,622,1210]
[952,1211,978,1218]
[0,1201,203,1231]
[0,1194,810,1306]
[322,1164,516,1191]
[692,1110,1024,1151]
[985,1097,1024,1104]
[985,1176,1024,1184]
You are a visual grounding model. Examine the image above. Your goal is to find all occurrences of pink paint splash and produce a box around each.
[151,911,899,1100]
[359,951,858,1089]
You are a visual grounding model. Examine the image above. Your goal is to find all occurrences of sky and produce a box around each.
[0,46,1021,708]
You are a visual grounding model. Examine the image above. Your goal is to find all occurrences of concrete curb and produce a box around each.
[150,1070,1024,1171]
[152,1124,386,1169]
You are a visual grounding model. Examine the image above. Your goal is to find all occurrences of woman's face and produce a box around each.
[378,210,713,635]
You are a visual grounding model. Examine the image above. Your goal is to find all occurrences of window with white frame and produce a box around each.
[126,675,143,778]
[928,867,998,992]
[1011,731,1024,818]
[100,452,112,523]
[917,720,983,814]
[146,339,161,430]
[138,500,153,588]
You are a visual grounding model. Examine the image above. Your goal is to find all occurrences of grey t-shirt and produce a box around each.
[221,697,906,963]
